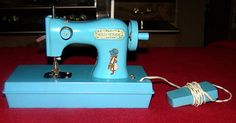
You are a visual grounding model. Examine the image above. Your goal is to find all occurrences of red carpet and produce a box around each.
[0,43,236,123]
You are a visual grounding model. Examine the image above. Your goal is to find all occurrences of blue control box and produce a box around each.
[3,65,154,108]
[167,81,218,107]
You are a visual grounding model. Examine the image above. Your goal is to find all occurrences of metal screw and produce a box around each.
[130,74,135,80]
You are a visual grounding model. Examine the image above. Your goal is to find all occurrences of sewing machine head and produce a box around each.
[45,15,149,79]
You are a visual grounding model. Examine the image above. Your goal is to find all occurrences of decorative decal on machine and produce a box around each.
[108,48,119,75]
[94,29,125,40]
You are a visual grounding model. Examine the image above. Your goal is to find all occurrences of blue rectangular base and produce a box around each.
[3,65,154,108]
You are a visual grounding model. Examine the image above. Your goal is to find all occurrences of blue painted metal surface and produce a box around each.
[167,81,218,107]
[3,65,154,108]
[45,16,149,79]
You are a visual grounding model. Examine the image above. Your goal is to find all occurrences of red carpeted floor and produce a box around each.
[0,41,236,123]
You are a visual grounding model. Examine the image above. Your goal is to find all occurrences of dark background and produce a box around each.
[0,0,235,47]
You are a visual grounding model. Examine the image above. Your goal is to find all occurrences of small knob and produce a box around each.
[138,33,149,40]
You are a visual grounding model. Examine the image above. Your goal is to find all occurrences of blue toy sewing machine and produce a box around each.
[3,15,154,108]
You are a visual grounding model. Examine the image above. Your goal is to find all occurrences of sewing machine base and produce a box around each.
[3,65,154,108]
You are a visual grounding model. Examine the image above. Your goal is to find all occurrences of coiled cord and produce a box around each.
[140,76,232,107]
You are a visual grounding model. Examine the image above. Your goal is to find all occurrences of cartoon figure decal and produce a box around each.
[108,48,119,75]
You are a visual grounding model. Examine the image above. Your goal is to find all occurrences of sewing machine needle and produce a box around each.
[52,57,60,76]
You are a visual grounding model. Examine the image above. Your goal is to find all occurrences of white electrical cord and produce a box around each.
[140,76,181,88]
[139,76,232,107]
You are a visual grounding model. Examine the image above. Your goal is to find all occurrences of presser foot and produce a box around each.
[44,57,72,79]
[44,71,72,79]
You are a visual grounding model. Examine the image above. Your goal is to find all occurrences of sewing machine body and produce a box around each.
[3,16,154,108]
[46,15,148,79]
